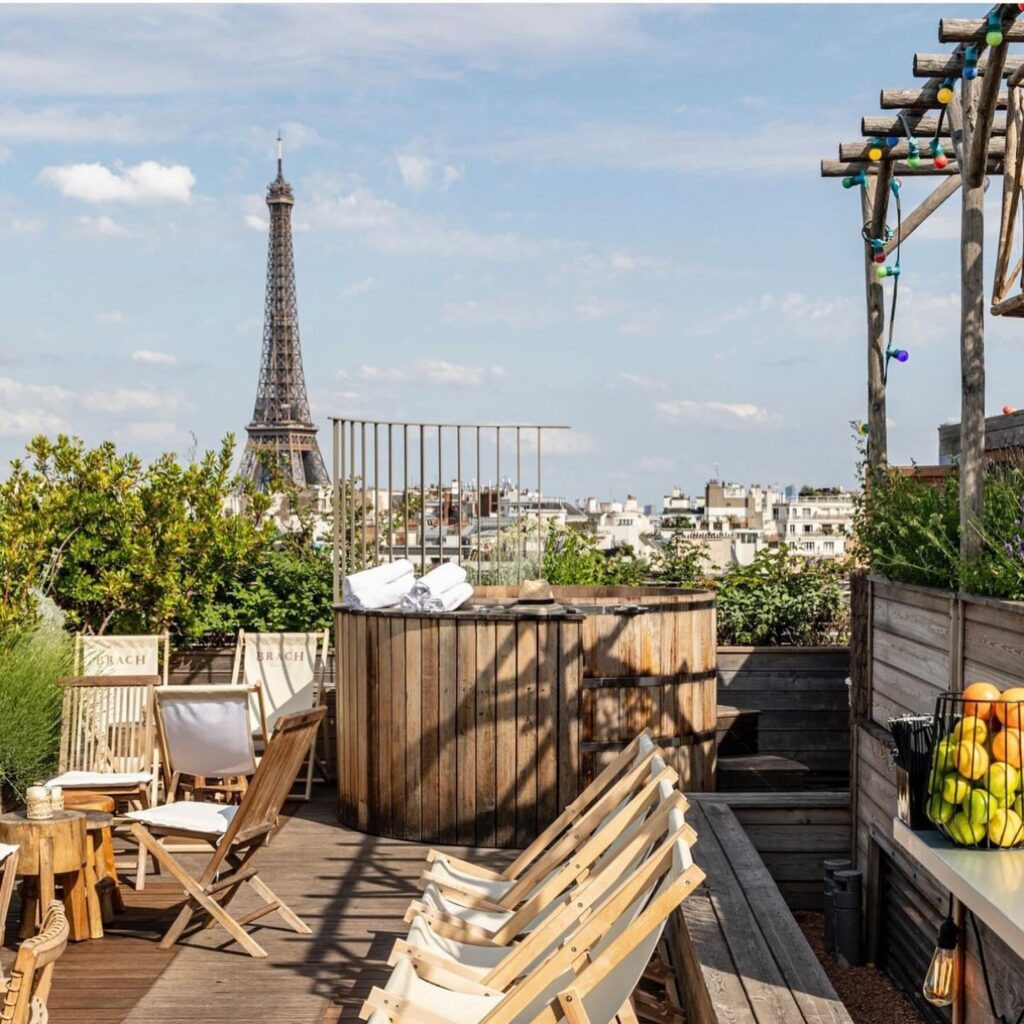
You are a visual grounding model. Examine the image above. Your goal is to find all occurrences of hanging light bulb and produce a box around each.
[964,46,979,80]
[886,347,909,363]
[931,139,948,169]
[987,12,1004,47]
[876,264,900,280]
[843,171,868,189]
[886,134,900,147]
[923,916,958,1007]
[868,137,884,162]
[937,78,955,104]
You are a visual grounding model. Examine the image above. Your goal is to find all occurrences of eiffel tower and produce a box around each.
[239,137,329,491]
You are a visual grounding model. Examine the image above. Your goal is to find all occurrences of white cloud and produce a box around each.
[0,409,67,435]
[119,419,182,443]
[244,213,268,232]
[656,400,770,425]
[466,118,833,178]
[341,276,377,299]
[341,360,504,388]
[0,376,73,405]
[397,154,434,191]
[10,217,43,235]
[77,214,136,238]
[0,106,146,145]
[96,310,125,324]
[307,183,555,261]
[521,430,594,456]
[618,373,667,391]
[131,348,177,366]
[39,160,195,204]
[418,360,486,386]
[82,387,180,414]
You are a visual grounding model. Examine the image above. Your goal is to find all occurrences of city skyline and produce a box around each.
[0,4,1000,505]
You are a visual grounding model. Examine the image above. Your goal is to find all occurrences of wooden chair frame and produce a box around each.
[400,790,693,991]
[75,632,170,685]
[0,848,19,987]
[0,901,69,1024]
[230,629,329,801]
[129,706,327,959]
[363,821,705,1024]
[425,730,658,889]
[154,684,269,803]
[419,758,679,920]
[56,675,159,890]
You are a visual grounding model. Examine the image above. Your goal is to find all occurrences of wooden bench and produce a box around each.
[670,800,854,1024]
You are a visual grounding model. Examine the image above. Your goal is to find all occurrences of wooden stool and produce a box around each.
[61,794,124,916]
[82,812,117,938]
[0,810,88,941]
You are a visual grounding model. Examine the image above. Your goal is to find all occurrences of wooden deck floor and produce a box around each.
[2,791,500,1024]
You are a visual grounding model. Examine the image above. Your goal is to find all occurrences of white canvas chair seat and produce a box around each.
[0,845,20,863]
[154,685,263,803]
[371,957,503,1024]
[127,801,238,836]
[405,918,507,977]
[47,770,153,788]
[231,630,328,801]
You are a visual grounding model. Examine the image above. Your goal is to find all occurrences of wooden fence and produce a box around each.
[851,574,1024,1023]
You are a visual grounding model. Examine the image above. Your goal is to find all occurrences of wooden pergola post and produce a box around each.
[863,173,890,470]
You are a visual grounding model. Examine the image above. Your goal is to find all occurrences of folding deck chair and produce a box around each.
[127,706,327,959]
[75,632,170,684]
[0,901,69,1024]
[362,803,703,1024]
[230,630,329,800]
[47,675,159,889]
[154,685,267,803]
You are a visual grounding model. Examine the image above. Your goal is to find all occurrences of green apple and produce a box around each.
[947,811,987,846]
[932,738,958,775]
[985,762,1021,802]
[964,788,998,825]
[941,774,970,805]
[927,794,956,825]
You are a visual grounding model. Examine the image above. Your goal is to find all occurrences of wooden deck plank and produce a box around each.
[3,790,507,1024]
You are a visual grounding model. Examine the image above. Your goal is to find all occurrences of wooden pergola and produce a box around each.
[821,6,1024,558]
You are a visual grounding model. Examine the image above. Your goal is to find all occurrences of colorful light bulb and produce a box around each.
[868,139,883,162]
[876,264,900,280]
[988,13,1004,47]
[1004,405,1017,415]
[873,251,886,264]
[964,46,979,80]
[886,135,900,147]
[843,171,867,189]
[937,83,954,104]
[934,153,949,168]
[931,140,948,169]
[895,349,909,362]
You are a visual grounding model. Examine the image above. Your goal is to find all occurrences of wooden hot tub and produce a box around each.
[335,585,716,848]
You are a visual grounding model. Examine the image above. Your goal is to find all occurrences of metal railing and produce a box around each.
[331,418,571,602]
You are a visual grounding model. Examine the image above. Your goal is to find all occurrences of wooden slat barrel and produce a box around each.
[335,605,585,847]
[474,586,717,791]
[335,585,716,847]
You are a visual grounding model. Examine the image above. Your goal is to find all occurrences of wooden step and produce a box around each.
[716,754,812,792]
[716,705,760,757]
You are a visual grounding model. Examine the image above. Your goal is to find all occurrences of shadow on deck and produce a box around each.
[2,789,505,1024]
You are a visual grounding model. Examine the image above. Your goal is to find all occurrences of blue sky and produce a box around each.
[0,3,1014,505]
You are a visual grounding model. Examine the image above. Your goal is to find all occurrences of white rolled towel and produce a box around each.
[423,581,474,613]
[343,560,414,608]
[399,592,422,612]
[412,562,468,601]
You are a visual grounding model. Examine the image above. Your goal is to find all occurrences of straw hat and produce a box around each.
[517,578,555,604]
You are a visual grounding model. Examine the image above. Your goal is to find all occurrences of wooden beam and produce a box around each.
[881,176,963,257]
[969,40,1011,187]
[994,87,1023,300]
[881,87,1007,111]
[914,53,1023,78]
[820,158,1001,178]
[1011,63,1024,88]
[863,176,888,470]
[946,93,967,168]
[959,74,986,561]
[839,138,1004,161]
[939,18,1024,43]
[862,115,1006,138]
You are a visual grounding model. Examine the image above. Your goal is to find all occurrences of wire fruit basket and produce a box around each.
[927,684,1024,849]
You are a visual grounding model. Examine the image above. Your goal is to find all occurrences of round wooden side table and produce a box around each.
[0,809,88,940]
[82,811,121,937]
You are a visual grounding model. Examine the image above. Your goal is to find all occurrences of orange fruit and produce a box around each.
[963,681,1002,721]
[995,687,1024,729]
[992,729,1024,769]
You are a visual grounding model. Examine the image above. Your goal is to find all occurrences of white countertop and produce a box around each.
[893,819,1024,957]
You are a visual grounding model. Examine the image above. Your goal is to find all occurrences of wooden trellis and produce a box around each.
[821,6,1024,561]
